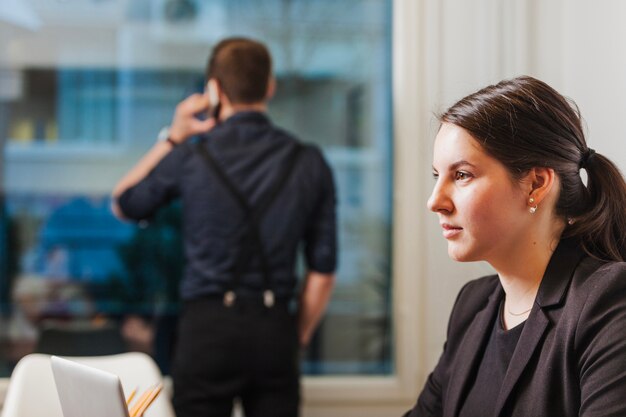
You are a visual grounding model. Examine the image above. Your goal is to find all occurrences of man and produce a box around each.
[111,37,336,417]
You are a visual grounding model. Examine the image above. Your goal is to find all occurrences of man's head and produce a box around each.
[206,37,272,105]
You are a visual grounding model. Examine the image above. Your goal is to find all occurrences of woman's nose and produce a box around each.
[427,180,452,213]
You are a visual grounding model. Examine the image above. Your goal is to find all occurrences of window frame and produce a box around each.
[302,0,425,407]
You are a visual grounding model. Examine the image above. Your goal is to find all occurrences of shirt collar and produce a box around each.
[221,110,271,126]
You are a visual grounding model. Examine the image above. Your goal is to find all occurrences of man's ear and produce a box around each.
[265,77,276,101]
[526,167,557,205]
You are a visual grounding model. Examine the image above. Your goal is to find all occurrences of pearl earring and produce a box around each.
[529,197,538,214]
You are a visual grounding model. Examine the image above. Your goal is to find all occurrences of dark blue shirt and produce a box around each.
[118,111,337,301]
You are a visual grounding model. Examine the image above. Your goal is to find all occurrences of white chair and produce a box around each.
[1,352,175,417]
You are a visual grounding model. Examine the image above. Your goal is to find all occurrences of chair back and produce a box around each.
[1,352,174,417]
[1,354,60,417]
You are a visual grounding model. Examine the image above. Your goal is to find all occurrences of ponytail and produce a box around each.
[564,151,626,262]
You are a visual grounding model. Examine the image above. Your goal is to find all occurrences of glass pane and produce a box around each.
[0,0,392,377]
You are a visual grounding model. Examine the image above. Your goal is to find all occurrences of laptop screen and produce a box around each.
[51,356,130,417]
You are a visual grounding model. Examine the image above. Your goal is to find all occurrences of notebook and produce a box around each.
[51,356,130,417]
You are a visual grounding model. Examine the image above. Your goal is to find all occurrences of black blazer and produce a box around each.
[405,239,626,417]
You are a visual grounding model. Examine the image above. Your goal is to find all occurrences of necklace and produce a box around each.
[507,305,533,316]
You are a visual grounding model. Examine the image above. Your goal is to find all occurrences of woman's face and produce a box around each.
[427,123,531,264]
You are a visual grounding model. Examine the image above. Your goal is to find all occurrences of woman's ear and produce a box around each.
[526,167,557,206]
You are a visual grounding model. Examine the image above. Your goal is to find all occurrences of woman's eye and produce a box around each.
[432,172,439,180]
[455,171,471,181]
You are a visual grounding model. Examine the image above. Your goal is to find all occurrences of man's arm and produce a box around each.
[298,270,336,347]
[111,93,214,220]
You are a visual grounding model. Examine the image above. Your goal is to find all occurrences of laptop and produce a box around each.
[51,356,130,417]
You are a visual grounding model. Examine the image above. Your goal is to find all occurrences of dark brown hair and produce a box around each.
[206,37,271,104]
[440,75,626,262]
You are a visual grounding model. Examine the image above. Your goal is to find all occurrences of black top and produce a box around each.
[459,303,525,417]
[404,238,626,417]
[118,111,337,301]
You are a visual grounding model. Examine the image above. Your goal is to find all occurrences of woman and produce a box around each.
[404,76,626,417]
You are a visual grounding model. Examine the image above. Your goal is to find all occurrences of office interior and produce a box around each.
[0,0,625,416]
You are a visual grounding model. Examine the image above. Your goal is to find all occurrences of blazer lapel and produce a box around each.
[492,238,585,417]
[445,285,503,417]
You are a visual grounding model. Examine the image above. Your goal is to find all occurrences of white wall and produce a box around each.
[406,0,626,410]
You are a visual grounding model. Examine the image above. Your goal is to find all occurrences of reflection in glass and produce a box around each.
[0,0,392,377]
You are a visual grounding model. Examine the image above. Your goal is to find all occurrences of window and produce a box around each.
[0,0,392,378]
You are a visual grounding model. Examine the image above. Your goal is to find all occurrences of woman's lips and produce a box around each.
[441,223,463,239]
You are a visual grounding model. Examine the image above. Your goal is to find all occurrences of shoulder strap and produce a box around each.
[196,143,252,214]
[196,141,303,306]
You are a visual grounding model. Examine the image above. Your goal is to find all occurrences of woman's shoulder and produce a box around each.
[591,259,626,277]
[572,257,626,293]
[567,258,626,326]
[458,274,500,301]
[448,275,500,319]
[567,259,626,375]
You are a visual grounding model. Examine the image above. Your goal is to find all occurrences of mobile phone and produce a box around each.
[206,79,221,120]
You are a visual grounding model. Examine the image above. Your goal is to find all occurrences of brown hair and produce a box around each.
[206,37,272,104]
[440,76,626,262]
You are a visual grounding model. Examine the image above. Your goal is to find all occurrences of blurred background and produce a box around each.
[0,0,625,416]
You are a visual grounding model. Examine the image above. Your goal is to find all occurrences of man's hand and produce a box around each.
[111,92,217,220]
[169,93,216,144]
[299,271,336,347]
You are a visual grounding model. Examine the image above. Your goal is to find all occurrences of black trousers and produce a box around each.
[172,297,300,417]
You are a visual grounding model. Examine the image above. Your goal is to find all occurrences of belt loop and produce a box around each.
[223,290,236,307]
